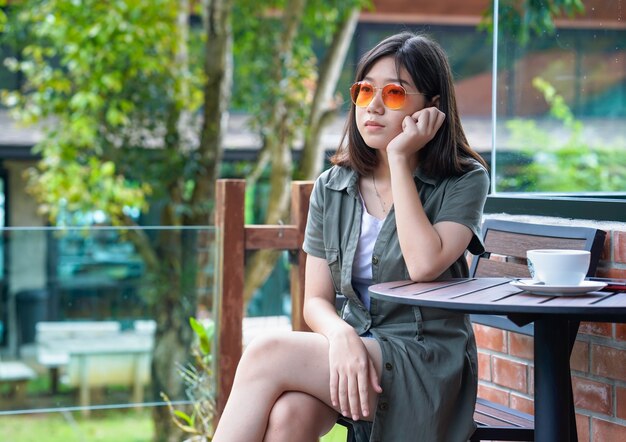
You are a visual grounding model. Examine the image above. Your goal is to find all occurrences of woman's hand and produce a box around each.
[387,106,445,158]
[327,326,382,421]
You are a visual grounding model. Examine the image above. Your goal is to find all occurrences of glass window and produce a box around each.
[492,1,626,194]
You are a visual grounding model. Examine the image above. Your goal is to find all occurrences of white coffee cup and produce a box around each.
[526,249,591,286]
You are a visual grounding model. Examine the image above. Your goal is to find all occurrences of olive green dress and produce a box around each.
[302,163,489,442]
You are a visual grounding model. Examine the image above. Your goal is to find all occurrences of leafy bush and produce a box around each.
[499,77,626,192]
[161,317,216,441]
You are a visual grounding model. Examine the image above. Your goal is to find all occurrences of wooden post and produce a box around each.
[214,179,245,416]
[213,178,313,419]
[290,181,313,332]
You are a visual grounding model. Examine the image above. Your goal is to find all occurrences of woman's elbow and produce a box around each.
[407,264,443,282]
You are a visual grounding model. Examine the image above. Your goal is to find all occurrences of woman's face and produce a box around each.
[355,56,429,151]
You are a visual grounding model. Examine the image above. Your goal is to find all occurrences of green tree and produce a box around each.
[503,77,626,192]
[1,1,232,441]
[480,0,584,44]
[230,0,365,305]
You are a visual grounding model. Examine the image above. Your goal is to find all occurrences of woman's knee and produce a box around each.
[236,333,291,381]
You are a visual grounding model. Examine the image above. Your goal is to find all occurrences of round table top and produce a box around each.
[369,278,626,322]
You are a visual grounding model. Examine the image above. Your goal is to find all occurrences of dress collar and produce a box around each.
[325,165,438,195]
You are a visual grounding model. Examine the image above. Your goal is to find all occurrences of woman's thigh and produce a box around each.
[240,331,383,419]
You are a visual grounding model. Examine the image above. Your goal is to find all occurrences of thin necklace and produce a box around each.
[372,175,387,214]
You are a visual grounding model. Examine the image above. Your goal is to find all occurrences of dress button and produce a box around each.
[372,256,379,265]
[385,362,393,371]
[379,402,389,411]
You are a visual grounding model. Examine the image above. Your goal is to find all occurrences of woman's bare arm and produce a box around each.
[386,108,473,281]
[303,255,382,421]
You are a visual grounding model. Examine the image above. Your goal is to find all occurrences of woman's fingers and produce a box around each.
[348,373,361,420]
[327,332,382,420]
[333,363,370,420]
[357,365,370,418]
[337,373,349,417]
[329,369,339,408]
[369,358,383,394]
[413,107,444,134]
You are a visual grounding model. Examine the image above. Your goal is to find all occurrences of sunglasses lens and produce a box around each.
[350,82,374,107]
[382,84,406,110]
[350,82,407,109]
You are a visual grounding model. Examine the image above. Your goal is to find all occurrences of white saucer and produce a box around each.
[510,279,607,296]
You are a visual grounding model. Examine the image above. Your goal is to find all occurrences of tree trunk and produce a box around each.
[299,6,360,180]
[191,0,234,224]
[242,0,307,306]
[152,0,233,440]
[243,4,361,306]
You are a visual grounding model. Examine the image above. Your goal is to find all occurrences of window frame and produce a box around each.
[485,193,626,222]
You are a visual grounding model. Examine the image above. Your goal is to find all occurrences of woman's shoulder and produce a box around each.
[315,165,356,189]
[438,160,489,196]
[454,159,489,183]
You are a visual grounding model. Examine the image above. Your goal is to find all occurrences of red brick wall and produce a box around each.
[473,225,626,441]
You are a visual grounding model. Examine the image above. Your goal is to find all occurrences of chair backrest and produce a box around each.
[470,219,606,279]
[469,219,607,334]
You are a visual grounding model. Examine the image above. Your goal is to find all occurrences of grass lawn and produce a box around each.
[0,408,153,442]
[321,423,348,442]
[0,406,347,441]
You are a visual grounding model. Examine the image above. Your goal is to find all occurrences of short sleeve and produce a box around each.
[302,176,326,258]
[434,166,490,255]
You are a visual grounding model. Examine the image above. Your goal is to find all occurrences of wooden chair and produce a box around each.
[468,218,606,441]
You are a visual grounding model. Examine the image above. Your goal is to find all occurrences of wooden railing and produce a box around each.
[213,179,313,416]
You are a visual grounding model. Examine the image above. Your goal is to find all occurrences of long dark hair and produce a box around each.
[331,32,487,178]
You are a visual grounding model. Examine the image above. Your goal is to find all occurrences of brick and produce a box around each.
[601,233,612,261]
[592,418,626,442]
[617,386,626,420]
[473,324,507,353]
[477,351,491,381]
[579,321,612,337]
[510,393,534,415]
[492,356,528,393]
[592,344,626,382]
[572,376,612,415]
[575,413,590,442]
[509,332,533,360]
[477,383,509,407]
[596,267,626,280]
[614,231,626,264]
[616,324,626,342]
[571,340,589,373]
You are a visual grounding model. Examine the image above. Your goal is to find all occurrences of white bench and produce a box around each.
[35,320,155,415]
[36,321,122,394]
[0,360,37,405]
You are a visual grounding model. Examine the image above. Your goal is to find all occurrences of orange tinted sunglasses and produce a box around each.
[350,81,424,110]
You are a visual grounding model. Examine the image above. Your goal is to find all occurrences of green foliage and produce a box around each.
[0,409,153,441]
[162,317,216,440]
[1,0,203,224]
[480,0,584,45]
[232,0,367,143]
[501,77,626,192]
[0,2,6,32]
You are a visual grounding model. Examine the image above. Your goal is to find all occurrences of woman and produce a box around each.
[213,31,489,442]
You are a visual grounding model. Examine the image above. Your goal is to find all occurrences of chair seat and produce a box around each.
[471,397,534,441]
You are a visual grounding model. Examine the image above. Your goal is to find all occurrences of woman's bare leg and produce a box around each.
[212,331,382,442]
[263,391,338,442]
